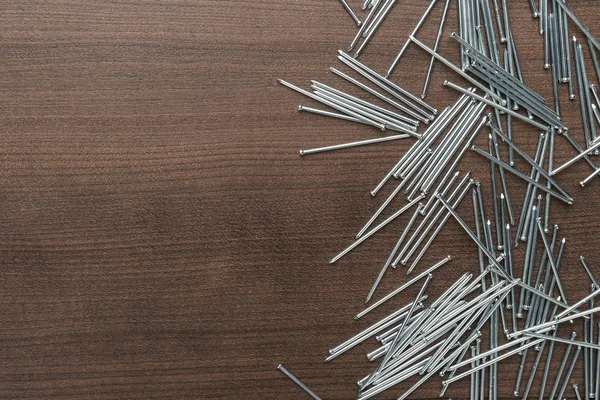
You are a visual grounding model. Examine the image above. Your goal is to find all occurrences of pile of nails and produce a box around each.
[276,0,600,399]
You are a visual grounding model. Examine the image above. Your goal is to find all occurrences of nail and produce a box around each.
[555,0,600,52]
[337,55,432,122]
[537,218,569,304]
[544,128,556,233]
[575,383,584,400]
[490,123,515,224]
[595,322,600,399]
[312,79,419,130]
[349,1,380,50]
[354,0,396,57]
[549,14,561,114]
[515,134,546,242]
[555,286,600,320]
[580,256,600,288]
[298,105,367,125]
[422,0,451,98]
[312,87,419,135]
[548,332,577,400]
[449,334,547,371]
[510,306,600,339]
[338,0,361,26]
[473,189,487,288]
[327,307,414,361]
[436,194,508,276]
[551,137,600,175]
[559,130,600,186]
[522,332,548,399]
[421,171,460,217]
[419,112,488,194]
[443,80,551,131]
[539,329,559,399]
[277,364,322,400]
[375,275,432,376]
[357,181,409,240]
[544,11,551,69]
[453,33,550,105]
[529,0,539,18]
[330,195,423,263]
[365,204,423,302]
[277,79,386,130]
[400,174,473,267]
[300,134,409,156]
[443,339,545,387]
[339,51,437,115]
[395,173,471,266]
[386,0,441,77]
[409,36,505,104]
[574,40,594,149]
[355,256,451,319]
[472,145,572,204]
[488,135,502,249]
[329,68,421,126]
[407,179,475,272]
[557,346,582,400]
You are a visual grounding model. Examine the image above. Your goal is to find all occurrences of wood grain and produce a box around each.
[0,1,599,399]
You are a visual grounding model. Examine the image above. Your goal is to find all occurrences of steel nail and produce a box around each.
[277,364,322,400]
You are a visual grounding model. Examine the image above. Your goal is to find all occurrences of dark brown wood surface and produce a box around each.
[1,1,600,399]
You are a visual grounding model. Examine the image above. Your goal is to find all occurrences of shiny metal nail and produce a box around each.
[354,0,396,57]
[537,218,569,304]
[298,105,367,125]
[398,171,472,265]
[595,323,600,399]
[443,80,551,131]
[489,123,515,225]
[420,113,488,194]
[551,137,600,175]
[556,0,600,52]
[557,346,582,400]
[555,286,600,320]
[300,134,409,156]
[314,78,419,128]
[522,331,547,399]
[365,203,423,302]
[515,134,546,243]
[574,40,596,148]
[409,36,505,104]
[337,55,432,122]
[422,0,451,99]
[330,195,423,263]
[339,51,437,115]
[488,125,570,201]
[386,0,441,77]
[338,0,361,26]
[575,383,584,400]
[529,0,539,17]
[539,328,559,400]
[374,274,432,378]
[329,68,421,126]
[311,86,419,135]
[549,331,577,400]
[355,256,451,319]
[277,364,322,400]
[443,339,545,387]
[472,145,572,204]
[349,0,380,51]
[278,79,386,130]
[407,179,475,272]
[580,256,600,288]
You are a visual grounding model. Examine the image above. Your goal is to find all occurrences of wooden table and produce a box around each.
[1,1,600,399]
